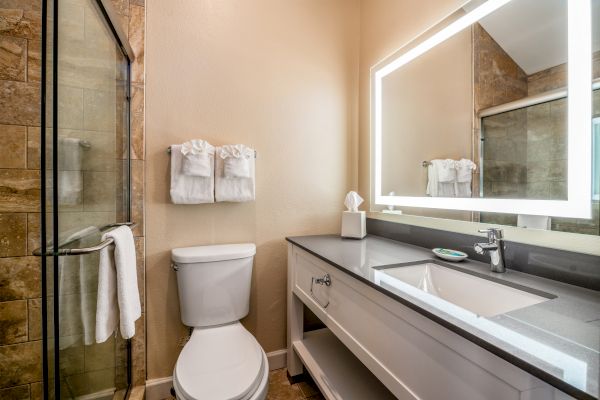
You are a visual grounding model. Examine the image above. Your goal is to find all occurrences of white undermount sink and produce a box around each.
[377,262,553,317]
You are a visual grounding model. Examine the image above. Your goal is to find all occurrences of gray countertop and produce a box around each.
[286,234,600,400]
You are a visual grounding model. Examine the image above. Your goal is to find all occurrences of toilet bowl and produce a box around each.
[171,243,267,400]
[173,323,268,400]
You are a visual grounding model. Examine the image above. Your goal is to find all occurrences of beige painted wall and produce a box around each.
[145,0,359,379]
[381,29,472,197]
[358,0,469,210]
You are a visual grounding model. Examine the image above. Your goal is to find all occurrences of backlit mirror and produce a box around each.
[372,0,597,225]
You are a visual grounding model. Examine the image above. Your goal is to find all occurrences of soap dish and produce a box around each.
[432,248,468,262]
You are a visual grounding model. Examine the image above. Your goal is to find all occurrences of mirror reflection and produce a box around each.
[380,0,600,235]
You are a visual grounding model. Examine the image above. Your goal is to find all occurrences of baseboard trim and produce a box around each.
[145,349,287,400]
[145,376,173,400]
[267,349,287,370]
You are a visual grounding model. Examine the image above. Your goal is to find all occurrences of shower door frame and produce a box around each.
[40,0,135,398]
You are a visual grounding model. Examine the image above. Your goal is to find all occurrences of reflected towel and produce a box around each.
[455,159,476,197]
[426,160,456,197]
[58,138,83,206]
[96,226,140,342]
[57,226,101,349]
[517,214,551,230]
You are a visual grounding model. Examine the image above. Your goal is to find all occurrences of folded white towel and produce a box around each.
[427,160,456,197]
[215,145,255,202]
[456,159,476,183]
[181,140,215,177]
[220,144,253,178]
[96,226,140,342]
[170,144,215,204]
[435,159,457,182]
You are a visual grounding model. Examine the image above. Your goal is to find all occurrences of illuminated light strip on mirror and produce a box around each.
[373,0,593,218]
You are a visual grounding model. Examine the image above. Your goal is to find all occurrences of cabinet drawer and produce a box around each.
[292,248,331,321]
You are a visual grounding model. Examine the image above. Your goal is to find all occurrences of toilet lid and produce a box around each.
[174,323,265,400]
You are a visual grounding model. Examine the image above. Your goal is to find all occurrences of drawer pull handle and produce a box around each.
[310,274,331,308]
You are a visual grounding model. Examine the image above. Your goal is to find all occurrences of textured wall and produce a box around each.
[145,0,359,379]
[0,0,43,397]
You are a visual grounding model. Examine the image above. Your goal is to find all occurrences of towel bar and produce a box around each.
[32,222,137,256]
[166,146,257,158]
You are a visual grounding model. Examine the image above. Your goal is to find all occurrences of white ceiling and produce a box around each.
[467,0,600,75]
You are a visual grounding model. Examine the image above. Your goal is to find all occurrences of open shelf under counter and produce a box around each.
[292,328,397,400]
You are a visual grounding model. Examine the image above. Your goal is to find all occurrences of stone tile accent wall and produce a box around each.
[0,0,43,398]
[0,0,145,396]
[110,0,146,387]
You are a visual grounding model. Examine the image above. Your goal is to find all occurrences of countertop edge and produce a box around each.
[285,236,596,400]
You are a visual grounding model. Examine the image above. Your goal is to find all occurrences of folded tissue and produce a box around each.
[341,191,366,239]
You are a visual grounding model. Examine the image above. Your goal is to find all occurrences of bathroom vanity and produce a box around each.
[286,235,599,400]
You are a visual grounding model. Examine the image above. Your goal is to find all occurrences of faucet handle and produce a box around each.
[478,227,504,241]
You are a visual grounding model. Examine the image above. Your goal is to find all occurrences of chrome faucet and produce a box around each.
[474,228,506,273]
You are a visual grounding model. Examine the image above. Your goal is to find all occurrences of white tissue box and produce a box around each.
[341,211,366,239]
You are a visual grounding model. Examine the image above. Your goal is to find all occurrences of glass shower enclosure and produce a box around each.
[39,0,134,398]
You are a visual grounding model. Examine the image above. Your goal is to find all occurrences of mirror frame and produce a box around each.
[371,0,593,218]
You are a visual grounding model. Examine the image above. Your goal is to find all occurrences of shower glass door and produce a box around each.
[42,0,132,398]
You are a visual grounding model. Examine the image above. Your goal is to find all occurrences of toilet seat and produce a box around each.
[173,322,266,400]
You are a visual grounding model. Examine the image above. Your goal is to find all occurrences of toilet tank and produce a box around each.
[172,243,256,327]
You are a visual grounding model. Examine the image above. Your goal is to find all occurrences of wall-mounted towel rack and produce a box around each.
[166,146,257,158]
[422,161,432,167]
[32,222,137,256]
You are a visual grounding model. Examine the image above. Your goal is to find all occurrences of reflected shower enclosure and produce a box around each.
[41,0,133,398]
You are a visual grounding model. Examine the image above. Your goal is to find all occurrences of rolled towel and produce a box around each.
[181,140,214,177]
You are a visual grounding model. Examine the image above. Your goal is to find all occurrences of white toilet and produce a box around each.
[171,243,268,400]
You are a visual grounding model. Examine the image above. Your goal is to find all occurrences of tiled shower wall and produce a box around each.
[0,0,145,397]
[111,0,146,388]
[0,0,44,397]
[476,24,600,234]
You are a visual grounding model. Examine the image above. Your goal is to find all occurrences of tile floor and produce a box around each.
[266,368,324,400]
[161,368,324,400]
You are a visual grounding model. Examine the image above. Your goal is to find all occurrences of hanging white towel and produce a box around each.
[57,226,100,349]
[215,144,255,202]
[170,143,215,204]
[455,159,476,198]
[58,138,83,206]
[96,226,140,342]
[181,140,215,177]
[437,159,457,182]
[427,160,456,197]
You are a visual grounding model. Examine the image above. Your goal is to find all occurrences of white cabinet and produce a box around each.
[287,243,573,400]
